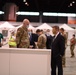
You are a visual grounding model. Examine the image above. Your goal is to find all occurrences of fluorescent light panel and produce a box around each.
[0,11,76,17]
[0,11,4,14]
[16,12,39,16]
[43,12,76,17]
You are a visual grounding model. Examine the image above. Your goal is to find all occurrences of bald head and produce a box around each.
[23,19,30,27]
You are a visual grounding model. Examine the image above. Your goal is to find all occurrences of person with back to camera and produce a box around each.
[36,30,47,49]
[28,29,37,48]
[45,29,53,49]
[16,19,30,48]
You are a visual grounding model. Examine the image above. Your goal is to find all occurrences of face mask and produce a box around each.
[46,32,50,36]
[28,32,31,35]
[26,25,29,28]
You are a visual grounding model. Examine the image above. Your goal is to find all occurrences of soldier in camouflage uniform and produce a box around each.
[60,28,68,67]
[70,34,76,58]
[16,19,30,48]
[37,30,47,49]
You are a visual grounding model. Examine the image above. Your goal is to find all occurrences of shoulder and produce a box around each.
[38,35,42,39]
[0,33,1,35]
[40,34,44,38]
[17,27,23,31]
[58,33,64,39]
[42,34,46,37]
[41,34,46,39]
[0,33,3,36]
[32,33,35,35]
[17,27,23,32]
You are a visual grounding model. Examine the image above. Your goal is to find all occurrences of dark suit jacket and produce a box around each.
[30,33,38,48]
[51,33,65,58]
[46,35,53,49]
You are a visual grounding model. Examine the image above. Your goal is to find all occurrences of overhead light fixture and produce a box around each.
[70,3,72,6]
[72,1,75,3]
[16,12,39,16]
[25,2,29,6]
[23,0,26,2]
[43,12,76,17]
[0,11,4,14]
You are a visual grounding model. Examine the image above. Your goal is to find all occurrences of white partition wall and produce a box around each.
[0,48,51,75]
[0,49,9,75]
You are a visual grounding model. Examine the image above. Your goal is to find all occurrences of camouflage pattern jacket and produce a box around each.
[16,26,30,48]
[37,34,47,49]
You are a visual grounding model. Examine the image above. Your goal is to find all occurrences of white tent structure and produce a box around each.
[16,24,22,29]
[36,23,52,30]
[28,24,35,29]
[0,22,15,29]
[0,22,15,38]
[28,24,36,33]
[36,23,52,35]
[60,24,74,39]
[60,24,74,31]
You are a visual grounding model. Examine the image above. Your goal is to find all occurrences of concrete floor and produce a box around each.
[63,46,76,75]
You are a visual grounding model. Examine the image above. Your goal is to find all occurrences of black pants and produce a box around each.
[51,55,63,75]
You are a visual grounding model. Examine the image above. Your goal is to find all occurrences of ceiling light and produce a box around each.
[23,0,26,2]
[0,11,4,14]
[16,12,39,16]
[72,1,75,3]
[70,3,72,6]
[25,2,29,6]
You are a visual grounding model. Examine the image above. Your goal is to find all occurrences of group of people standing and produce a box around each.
[8,19,53,49]
[8,19,65,75]
[7,18,76,75]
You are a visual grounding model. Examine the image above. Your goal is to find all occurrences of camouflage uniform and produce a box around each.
[70,37,76,57]
[62,33,68,67]
[37,34,47,49]
[16,26,30,48]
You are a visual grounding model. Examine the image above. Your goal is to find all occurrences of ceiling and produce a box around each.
[0,0,76,13]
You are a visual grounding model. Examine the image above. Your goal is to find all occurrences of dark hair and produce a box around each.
[73,34,75,37]
[36,29,41,33]
[52,26,59,30]
[40,30,43,32]
[60,28,64,31]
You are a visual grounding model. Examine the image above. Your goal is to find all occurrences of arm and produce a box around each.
[1,34,4,43]
[37,36,43,48]
[16,27,23,45]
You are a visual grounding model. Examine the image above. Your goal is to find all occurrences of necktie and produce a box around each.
[53,36,55,42]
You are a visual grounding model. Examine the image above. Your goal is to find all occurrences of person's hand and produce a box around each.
[29,45,33,48]
[35,42,37,45]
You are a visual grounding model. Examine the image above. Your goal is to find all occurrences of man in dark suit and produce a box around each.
[28,29,38,48]
[45,29,53,49]
[51,26,65,75]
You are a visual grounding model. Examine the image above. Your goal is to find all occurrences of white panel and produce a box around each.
[10,53,50,75]
[10,50,50,75]
[0,48,51,75]
[0,52,9,75]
